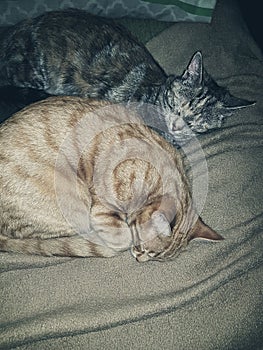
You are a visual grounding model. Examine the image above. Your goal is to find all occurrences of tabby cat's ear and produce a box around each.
[189,217,224,241]
[222,91,256,109]
[182,51,203,87]
[151,211,172,237]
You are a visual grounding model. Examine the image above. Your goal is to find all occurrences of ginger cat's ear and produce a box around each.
[189,217,224,241]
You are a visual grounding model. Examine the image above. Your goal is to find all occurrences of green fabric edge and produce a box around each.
[141,0,214,17]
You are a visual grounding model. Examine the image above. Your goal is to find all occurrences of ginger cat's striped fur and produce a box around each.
[0,97,222,262]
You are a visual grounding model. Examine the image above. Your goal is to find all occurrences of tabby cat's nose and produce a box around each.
[172,120,185,131]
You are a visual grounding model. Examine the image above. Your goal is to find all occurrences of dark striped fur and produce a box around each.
[0,9,253,144]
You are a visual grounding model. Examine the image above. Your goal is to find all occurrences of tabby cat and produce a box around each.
[0,97,222,261]
[0,9,253,144]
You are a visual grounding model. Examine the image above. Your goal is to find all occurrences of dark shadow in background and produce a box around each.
[238,0,263,53]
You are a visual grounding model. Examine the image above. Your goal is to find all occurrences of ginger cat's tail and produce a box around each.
[0,234,116,257]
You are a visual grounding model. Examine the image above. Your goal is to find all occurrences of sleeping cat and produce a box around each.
[0,9,253,144]
[0,96,223,261]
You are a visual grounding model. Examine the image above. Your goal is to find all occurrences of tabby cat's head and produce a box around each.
[161,52,254,144]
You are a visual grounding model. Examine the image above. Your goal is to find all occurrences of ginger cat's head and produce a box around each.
[131,211,223,262]
[95,132,224,262]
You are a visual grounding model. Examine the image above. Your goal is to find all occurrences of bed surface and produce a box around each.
[0,0,262,349]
